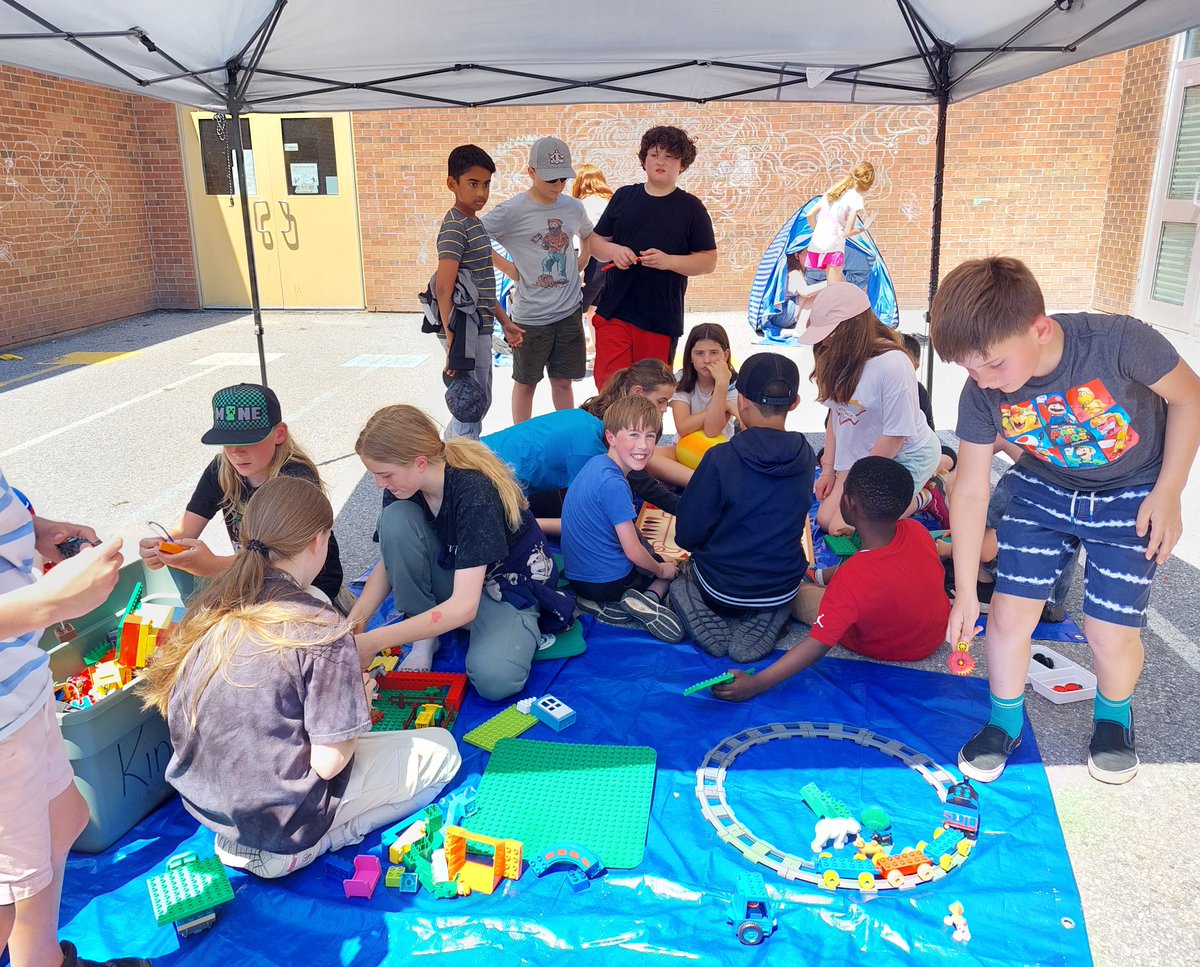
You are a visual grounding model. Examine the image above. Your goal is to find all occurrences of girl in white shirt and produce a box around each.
[670,323,740,440]
[801,283,942,536]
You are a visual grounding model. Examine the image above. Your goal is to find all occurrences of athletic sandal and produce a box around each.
[619,588,686,643]
[728,605,792,664]
[576,596,637,627]
[668,565,730,658]
[59,941,150,967]
[1087,717,1139,784]
[957,723,1022,783]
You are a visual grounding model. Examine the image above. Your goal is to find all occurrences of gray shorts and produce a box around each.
[513,307,586,384]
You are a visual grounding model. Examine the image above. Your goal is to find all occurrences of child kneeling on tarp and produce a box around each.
[713,456,949,701]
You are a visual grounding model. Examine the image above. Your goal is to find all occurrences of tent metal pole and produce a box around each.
[924,52,951,395]
[225,67,269,387]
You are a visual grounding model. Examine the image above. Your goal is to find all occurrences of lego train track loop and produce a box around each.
[695,722,973,892]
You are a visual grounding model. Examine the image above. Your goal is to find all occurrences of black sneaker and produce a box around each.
[728,605,791,663]
[576,596,637,627]
[60,940,151,967]
[975,580,994,614]
[668,563,730,657]
[1087,717,1139,784]
[1039,600,1067,624]
[619,589,686,643]
[957,724,1021,783]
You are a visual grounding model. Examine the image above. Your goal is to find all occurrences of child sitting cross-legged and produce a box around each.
[142,476,461,878]
[713,456,950,702]
[670,353,817,663]
[561,395,685,642]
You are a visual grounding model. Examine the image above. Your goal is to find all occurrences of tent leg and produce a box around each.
[225,73,269,387]
[924,84,949,396]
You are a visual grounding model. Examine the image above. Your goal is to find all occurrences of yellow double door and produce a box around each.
[180,109,364,308]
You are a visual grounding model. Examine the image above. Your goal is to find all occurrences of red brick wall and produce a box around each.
[354,49,1135,316]
[0,65,197,348]
[1094,39,1174,313]
[133,100,200,310]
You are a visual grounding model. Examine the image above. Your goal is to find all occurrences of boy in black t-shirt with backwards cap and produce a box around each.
[589,125,717,391]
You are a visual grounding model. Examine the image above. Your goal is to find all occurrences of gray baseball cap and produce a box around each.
[529,137,576,180]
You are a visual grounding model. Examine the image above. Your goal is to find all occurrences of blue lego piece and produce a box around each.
[324,854,354,880]
[531,694,576,732]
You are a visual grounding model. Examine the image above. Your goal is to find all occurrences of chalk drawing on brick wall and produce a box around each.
[0,138,112,263]
[488,106,936,271]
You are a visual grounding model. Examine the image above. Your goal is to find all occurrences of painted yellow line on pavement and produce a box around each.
[0,350,140,390]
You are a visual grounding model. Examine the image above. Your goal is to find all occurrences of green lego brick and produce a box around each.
[465,739,657,869]
[83,641,114,667]
[463,705,538,752]
[147,854,234,928]
[385,865,407,887]
[118,582,145,625]
[823,533,862,557]
[683,672,736,696]
[800,781,852,820]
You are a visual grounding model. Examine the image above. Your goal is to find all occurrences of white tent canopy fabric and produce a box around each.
[0,0,1197,113]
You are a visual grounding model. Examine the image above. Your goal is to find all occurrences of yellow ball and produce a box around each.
[675,430,728,470]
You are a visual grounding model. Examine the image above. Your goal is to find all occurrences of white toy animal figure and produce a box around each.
[944,902,971,943]
[811,817,861,852]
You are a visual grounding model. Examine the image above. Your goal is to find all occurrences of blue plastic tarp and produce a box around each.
[60,621,1091,966]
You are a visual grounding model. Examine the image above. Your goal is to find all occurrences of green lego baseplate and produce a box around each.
[465,738,657,869]
[800,781,852,820]
[370,685,459,733]
[147,853,234,927]
[823,533,862,557]
[463,705,538,752]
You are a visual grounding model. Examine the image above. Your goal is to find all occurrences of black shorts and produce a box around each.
[569,566,655,603]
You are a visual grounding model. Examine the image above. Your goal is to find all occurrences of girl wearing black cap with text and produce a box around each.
[137,383,349,611]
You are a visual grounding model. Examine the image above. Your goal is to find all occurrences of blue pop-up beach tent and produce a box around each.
[747,195,900,337]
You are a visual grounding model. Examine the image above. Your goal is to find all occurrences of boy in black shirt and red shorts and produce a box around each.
[589,126,717,390]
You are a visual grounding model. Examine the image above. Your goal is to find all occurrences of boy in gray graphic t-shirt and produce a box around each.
[930,255,1200,789]
[484,137,594,424]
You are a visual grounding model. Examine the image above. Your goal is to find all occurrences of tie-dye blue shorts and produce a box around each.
[994,466,1157,628]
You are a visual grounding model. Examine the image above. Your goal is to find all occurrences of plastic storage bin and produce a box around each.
[40,560,193,853]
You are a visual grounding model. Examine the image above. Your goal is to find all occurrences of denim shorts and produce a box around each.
[994,466,1157,628]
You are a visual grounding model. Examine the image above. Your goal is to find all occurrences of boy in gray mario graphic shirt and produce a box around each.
[930,256,1200,788]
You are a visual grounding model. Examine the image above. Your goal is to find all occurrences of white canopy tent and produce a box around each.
[2,0,1198,384]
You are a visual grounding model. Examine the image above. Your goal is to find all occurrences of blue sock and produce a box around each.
[988,692,1025,740]
[1093,690,1131,728]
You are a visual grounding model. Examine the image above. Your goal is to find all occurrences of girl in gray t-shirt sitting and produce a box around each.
[142,476,460,878]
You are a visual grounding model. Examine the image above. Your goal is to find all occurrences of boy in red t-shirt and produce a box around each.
[714,456,949,702]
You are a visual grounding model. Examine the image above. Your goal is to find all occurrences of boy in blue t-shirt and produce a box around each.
[561,396,684,642]
[931,255,1200,786]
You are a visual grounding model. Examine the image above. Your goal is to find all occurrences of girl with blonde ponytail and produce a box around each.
[142,475,460,879]
[350,405,575,700]
[805,160,876,285]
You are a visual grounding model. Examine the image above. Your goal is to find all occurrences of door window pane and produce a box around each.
[198,118,256,196]
[1167,86,1200,200]
[1150,222,1197,306]
[280,118,339,196]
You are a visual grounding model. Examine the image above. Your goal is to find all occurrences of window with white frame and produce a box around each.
[1138,29,1200,332]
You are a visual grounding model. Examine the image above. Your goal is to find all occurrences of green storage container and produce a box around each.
[40,560,194,853]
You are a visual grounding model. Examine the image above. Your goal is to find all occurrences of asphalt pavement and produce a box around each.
[2,307,1196,967]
